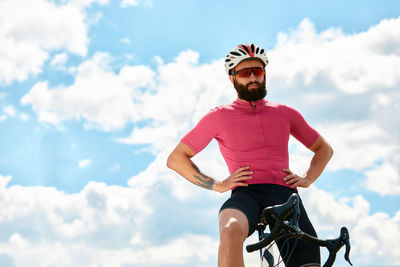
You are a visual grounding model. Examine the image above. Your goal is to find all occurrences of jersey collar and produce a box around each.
[234,98,267,109]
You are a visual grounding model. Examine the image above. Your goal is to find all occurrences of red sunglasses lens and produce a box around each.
[236,67,264,78]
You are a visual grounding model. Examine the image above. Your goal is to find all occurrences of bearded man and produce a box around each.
[167,44,333,267]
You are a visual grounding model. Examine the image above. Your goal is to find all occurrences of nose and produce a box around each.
[249,72,257,81]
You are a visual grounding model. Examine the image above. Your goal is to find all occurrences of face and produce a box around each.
[229,60,267,101]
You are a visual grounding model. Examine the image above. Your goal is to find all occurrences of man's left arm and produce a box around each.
[283,135,333,188]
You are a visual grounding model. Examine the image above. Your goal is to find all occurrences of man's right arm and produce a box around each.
[167,142,253,193]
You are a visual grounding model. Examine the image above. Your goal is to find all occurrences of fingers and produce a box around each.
[283,169,298,188]
[233,166,253,179]
[234,182,250,187]
[282,168,292,174]
[234,166,250,173]
[234,175,253,181]
[283,171,310,188]
[234,168,253,181]
[225,166,253,189]
[232,174,253,185]
[284,177,298,188]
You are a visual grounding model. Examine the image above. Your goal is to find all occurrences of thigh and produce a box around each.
[219,189,261,237]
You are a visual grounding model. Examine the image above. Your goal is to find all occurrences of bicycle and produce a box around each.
[246,193,353,267]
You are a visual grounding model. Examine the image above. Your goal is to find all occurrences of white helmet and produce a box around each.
[224,44,269,75]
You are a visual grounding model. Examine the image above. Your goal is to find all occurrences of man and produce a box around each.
[167,44,333,267]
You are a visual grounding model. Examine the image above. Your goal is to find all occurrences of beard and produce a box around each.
[234,79,267,101]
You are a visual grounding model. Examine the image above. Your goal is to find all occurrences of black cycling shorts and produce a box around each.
[219,183,321,267]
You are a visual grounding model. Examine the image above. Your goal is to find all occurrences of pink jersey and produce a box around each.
[181,98,320,188]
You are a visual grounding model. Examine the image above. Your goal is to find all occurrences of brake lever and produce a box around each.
[342,228,353,266]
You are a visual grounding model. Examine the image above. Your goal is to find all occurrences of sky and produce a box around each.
[0,0,400,266]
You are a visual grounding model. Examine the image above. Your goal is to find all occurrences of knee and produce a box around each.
[219,220,247,247]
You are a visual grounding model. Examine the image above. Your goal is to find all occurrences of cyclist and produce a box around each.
[167,44,333,267]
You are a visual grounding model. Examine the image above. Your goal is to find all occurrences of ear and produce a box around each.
[229,75,235,86]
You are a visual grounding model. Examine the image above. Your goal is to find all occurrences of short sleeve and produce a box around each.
[284,106,320,148]
[181,108,220,155]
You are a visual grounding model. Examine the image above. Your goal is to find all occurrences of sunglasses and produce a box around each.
[232,67,265,78]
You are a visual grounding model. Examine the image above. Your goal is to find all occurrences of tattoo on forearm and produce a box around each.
[191,163,215,190]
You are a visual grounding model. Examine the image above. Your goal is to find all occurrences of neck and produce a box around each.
[237,97,248,103]
[236,95,265,103]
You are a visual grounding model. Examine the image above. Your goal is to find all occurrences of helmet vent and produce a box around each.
[230,51,241,56]
[251,44,255,53]
[241,45,250,55]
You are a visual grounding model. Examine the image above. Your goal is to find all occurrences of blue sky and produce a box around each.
[1,0,400,266]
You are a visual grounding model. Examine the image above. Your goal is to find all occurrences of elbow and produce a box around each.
[327,143,334,160]
[166,153,175,170]
[314,138,334,160]
[167,152,181,171]
[167,143,194,171]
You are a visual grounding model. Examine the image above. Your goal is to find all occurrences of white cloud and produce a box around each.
[108,164,120,172]
[0,104,17,121]
[51,53,69,69]
[0,174,222,266]
[269,17,400,95]
[121,0,139,7]
[300,186,400,264]
[127,234,218,265]
[2,233,218,267]
[120,37,131,44]
[300,187,370,231]
[78,159,93,168]
[0,0,108,85]
[321,121,393,171]
[351,211,400,263]
[19,113,29,121]
[68,0,109,9]
[121,0,153,8]
[288,119,400,197]
[4,105,16,117]
[0,174,153,265]
[21,52,156,130]
[1,171,399,265]
[365,160,400,196]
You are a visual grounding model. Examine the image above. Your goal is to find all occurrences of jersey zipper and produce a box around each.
[250,101,257,111]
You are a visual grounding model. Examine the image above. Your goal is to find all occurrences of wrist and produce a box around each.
[304,176,315,186]
[212,181,223,193]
